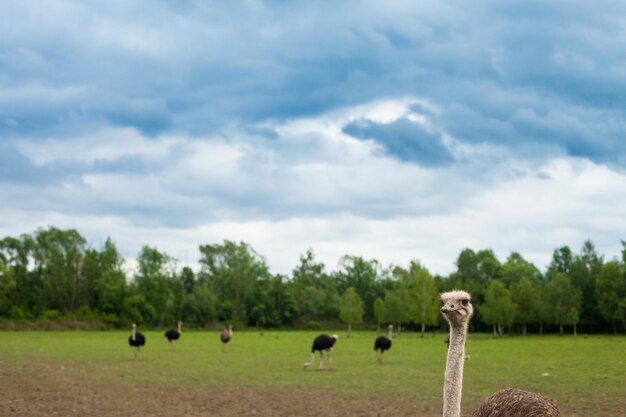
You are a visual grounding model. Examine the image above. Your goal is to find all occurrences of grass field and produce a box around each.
[0,330,624,416]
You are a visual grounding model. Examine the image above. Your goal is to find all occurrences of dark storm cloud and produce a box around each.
[342,118,453,166]
[2,0,625,166]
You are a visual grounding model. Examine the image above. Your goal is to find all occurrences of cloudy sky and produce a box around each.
[2,0,626,276]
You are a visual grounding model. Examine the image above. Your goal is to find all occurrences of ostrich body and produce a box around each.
[303,334,338,370]
[374,324,393,364]
[440,290,559,417]
[220,324,233,352]
[469,388,560,417]
[128,323,146,360]
[164,321,182,349]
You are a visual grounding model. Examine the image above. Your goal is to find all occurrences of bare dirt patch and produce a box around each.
[0,360,440,417]
[0,359,620,416]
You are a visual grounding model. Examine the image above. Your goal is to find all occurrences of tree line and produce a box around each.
[0,227,624,334]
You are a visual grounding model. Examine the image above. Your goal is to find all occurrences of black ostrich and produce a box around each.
[303,334,339,371]
[220,324,233,352]
[164,321,182,350]
[128,323,146,360]
[374,324,393,364]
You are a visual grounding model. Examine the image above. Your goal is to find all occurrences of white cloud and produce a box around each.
[17,127,178,166]
[2,97,625,277]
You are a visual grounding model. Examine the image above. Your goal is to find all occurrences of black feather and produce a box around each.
[128,332,146,347]
[374,336,392,352]
[311,334,336,352]
[164,329,180,341]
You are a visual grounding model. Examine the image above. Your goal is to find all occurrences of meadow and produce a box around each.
[0,330,624,416]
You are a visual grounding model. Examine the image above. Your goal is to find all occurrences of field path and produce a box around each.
[1,359,441,417]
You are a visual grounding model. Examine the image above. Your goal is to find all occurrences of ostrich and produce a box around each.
[374,324,393,364]
[440,290,560,417]
[220,324,233,352]
[128,323,146,361]
[303,334,339,370]
[164,321,182,349]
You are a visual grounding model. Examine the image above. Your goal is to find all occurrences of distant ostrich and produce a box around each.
[374,324,393,364]
[128,323,146,361]
[220,324,233,352]
[164,321,182,349]
[303,334,338,370]
[440,290,560,417]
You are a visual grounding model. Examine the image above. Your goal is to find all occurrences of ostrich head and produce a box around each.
[132,323,137,329]
[388,324,393,330]
[332,334,339,341]
[440,290,473,328]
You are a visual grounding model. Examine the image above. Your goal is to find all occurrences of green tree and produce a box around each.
[511,277,541,334]
[339,287,364,337]
[32,227,87,313]
[253,274,292,327]
[500,252,542,287]
[336,255,381,321]
[476,249,502,285]
[454,248,479,294]
[453,249,501,307]
[405,262,439,336]
[0,236,29,316]
[547,246,573,278]
[281,291,299,325]
[122,291,150,324]
[297,285,324,320]
[0,255,15,316]
[134,245,178,325]
[218,299,234,322]
[90,238,127,317]
[291,249,338,321]
[180,266,195,294]
[1,235,41,318]
[480,280,517,336]
[185,278,217,326]
[383,287,410,332]
[250,304,266,328]
[199,240,271,324]
[544,272,582,335]
[569,240,603,331]
[373,298,385,330]
[596,261,626,332]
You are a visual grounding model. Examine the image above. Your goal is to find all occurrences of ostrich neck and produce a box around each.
[178,323,182,333]
[132,328,136,341]
[443,322,467,417]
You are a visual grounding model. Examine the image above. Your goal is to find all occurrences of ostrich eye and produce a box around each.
[440,300,445,306]
[461,299,469,306]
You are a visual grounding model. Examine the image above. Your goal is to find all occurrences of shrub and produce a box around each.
[40,309,63,321]
[304,320,321,330]
[9,306,26,320]
[74,306,95,320]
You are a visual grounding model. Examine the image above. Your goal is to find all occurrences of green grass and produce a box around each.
[1,330,624,413]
